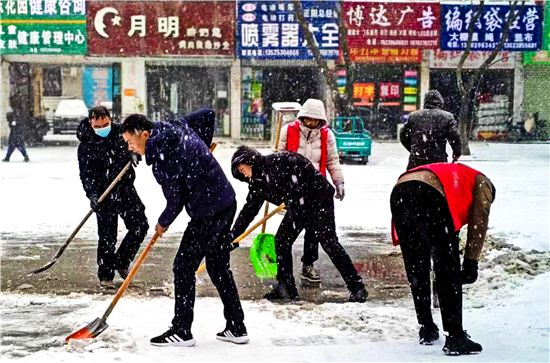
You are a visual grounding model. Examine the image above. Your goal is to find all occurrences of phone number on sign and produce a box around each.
[263,49,301,56]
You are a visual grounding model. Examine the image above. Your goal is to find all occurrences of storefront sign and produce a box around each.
[87,1,234,56]
[83,67,113,108]
[404,95,417,104]
[237,1,339,59]
[349,47,422,63]
[353,83,374,105]
[543,2,550,51]
[431,49,516,69]
[379,83,400,99]
[404,104,417,112]
[441,4,543,52]
[404,87,417,95]
[0,0,87,54]
[524,51,550,65]
[344,2,440,49]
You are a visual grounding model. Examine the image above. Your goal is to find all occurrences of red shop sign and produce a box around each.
[87,1,235,56]
[343,2,440,49]
[347,47,422,63]
[379,83,400,99]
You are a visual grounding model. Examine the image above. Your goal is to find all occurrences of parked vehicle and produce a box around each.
[53,99,88,134]
[507,112,549,142]
[330,117,372,164]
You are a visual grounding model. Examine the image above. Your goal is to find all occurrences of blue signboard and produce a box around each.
[83,67,112,108]
[237,1,339,59]
[441,4,543,51]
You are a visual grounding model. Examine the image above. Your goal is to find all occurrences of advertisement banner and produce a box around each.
[441,4,543,52]
[0,0,87,54]
[431,49,516,69]
[87,1,234,56]
[83,67,113,108]
[237,1,339,59]
[343,2,440,49]
[543,2,550,51]
[524,51,550,65]
[348,47,422,63]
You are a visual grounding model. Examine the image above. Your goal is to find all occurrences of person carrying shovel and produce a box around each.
[230,146,367,302]
[77,106,149,289]
[121,114,248,347]
[277,98,345,285]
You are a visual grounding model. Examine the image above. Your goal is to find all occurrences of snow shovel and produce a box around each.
[195,203,285,275]
[250,202,279,279]
[29,160,133,275]
[66,231,161,343]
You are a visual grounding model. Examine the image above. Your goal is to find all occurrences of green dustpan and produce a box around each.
[250,233,278,279]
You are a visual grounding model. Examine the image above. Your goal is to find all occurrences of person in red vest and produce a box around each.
[390,162,495,355]
[277,98,344,284]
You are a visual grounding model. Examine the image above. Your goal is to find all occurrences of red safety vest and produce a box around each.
[286,120,329,176]
[391,163,483,246]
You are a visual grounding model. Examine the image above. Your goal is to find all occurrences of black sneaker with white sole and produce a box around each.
[216,324,250,344]
[150,327,196,347]
[419,324,439,345]
[443,331,482,355]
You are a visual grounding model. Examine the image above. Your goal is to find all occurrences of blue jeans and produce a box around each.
[4,145,28,160]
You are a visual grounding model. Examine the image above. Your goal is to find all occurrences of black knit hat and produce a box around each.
[231,146,264,182]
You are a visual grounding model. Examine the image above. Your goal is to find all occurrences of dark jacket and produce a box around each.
[77,119,136,201]
[7,111,26,147]
[400,90,461,170]
[171,108,216,148]
[146,121,235,225]
[230,147,334,238]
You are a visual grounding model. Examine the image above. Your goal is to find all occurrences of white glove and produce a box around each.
[335,183,345,201]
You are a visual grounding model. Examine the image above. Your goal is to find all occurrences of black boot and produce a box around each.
[264,284,299,301]
[419,323,439,345]
[443,331,482,355]
[349,287,368,303]
[2,158,8,162]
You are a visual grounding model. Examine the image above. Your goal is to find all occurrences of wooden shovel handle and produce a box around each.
[102,231,161,321]
[195,203,285,274]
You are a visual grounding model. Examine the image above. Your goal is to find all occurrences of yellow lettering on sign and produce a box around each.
[404,87,417,95]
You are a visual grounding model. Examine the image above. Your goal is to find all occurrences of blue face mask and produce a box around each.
[94,125,111,138]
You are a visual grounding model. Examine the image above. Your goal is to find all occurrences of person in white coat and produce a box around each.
[277,98,345,284]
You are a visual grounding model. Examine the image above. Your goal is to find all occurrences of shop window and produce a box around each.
[43,67,62,97]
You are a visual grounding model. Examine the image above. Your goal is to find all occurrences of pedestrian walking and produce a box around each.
[121,114,248,347]
[390,162,495,355]
[77,106,149,289]
[230,146,367,302]
[400,90,461,170]
[3,97,30,162]
[277,98,344,285]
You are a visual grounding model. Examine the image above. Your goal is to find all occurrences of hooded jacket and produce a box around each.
[77,119,136,201]
[146,121,235,226]
[277,119,344,186]
[230,146,334,238]
[400,90,461,170]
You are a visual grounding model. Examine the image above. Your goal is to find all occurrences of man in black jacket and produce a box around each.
[400,90,461,170]
[230,146,368,302]
[3,97,30,162]
[121,114,248,347]
[77,106,148,289]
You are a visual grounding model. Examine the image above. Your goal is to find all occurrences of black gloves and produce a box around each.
[131,153,141,167]
[90,195,102,213]
[461,258,479,284]
[231,242,240,251]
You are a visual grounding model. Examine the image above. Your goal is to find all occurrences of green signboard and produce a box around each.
[0,0,86,55]
[543,2,550,51]
[524,51,550,65]
[404,95,417,104]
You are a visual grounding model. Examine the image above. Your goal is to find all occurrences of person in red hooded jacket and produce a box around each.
[390,162,495,356]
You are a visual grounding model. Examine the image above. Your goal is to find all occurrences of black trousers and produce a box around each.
[172,202,244,331]
[4,145,28,160]
[301,229,318,267]
[390,181,463,336]
[96,187,149,281]
[275,196,364,295]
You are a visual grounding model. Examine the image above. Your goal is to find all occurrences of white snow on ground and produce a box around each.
[0,142,548,251]
[1,141,549,361]
[1,270,548,362]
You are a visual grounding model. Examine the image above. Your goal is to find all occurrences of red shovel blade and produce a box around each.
[65,318,108,344]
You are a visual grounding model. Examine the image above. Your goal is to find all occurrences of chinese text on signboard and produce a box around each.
[237,1,339,59]
[441,4,543,52]
[87,1,234,56]
[0,0,87,54]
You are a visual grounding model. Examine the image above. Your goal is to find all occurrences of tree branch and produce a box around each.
[457,1,485,96]
[291,1,343,114]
